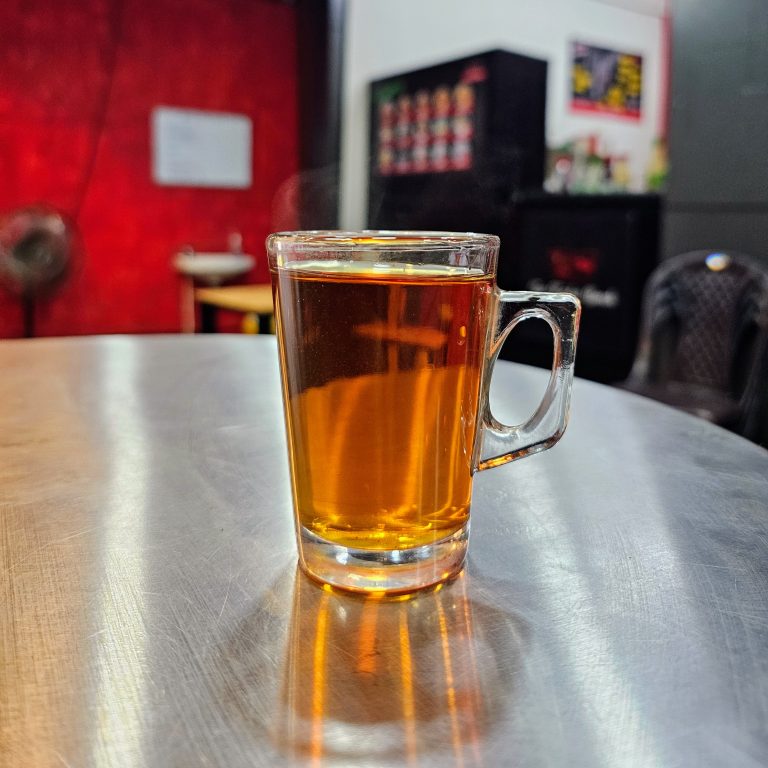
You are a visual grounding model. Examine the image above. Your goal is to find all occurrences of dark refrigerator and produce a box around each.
[367,49,548,233]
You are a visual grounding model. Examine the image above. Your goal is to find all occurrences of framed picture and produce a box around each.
[570,42,643,120]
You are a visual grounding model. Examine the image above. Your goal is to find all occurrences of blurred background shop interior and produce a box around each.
[1,0,767,444]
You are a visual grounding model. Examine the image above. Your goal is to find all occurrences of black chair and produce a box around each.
[621,250,768,443]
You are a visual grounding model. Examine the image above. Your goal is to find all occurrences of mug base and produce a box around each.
[297,523,469,595]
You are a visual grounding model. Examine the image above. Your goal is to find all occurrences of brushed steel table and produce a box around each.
[2,335,768,768]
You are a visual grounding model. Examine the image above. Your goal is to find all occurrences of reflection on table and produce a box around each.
[267,571,523,765]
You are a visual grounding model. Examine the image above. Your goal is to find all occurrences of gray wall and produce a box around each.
[665,0,768,261]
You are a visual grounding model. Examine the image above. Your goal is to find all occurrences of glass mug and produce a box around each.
[267,231,580,594]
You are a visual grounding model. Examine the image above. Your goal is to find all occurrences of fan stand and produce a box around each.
[21,292,36,338]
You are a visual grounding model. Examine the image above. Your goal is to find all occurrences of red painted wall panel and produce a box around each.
[0,0,298,336]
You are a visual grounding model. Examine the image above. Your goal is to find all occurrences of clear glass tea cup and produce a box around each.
[267,231,580,594]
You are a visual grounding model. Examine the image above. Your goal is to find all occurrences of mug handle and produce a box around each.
[474,291,581,472]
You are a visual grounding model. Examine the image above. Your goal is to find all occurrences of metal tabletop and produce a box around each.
[2,335,768,768]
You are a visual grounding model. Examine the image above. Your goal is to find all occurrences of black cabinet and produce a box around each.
[498,194,661,383]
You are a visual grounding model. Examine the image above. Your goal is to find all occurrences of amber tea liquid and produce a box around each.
[273,261,492,552]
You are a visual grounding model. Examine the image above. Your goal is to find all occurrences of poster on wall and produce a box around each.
[151,107,252,188]
[570,42,643,120]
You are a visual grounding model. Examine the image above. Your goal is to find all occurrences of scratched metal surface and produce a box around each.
[2,335,768,768]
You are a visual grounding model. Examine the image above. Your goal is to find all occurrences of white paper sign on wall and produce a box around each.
[151,107,252,188]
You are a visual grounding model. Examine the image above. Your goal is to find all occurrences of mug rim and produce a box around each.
[266,230,500,252]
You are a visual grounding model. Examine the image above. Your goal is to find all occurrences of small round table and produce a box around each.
[195,284,274,334]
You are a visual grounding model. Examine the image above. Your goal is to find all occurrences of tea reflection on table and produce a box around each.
[271,570,525,767]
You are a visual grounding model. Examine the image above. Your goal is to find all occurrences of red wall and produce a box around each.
[0,0,298,336]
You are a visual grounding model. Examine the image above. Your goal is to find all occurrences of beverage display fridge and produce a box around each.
[367,49,548,232]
